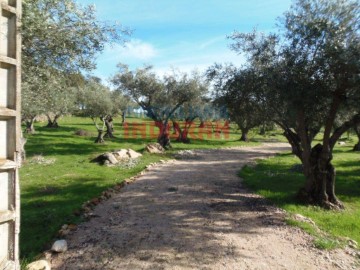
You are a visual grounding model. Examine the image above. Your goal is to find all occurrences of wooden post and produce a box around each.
[0,0,21,269]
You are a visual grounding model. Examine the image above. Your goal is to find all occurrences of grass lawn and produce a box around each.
[240,142,360,249]
[20,116,270,261]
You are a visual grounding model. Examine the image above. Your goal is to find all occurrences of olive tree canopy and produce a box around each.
[111,64,208,148]
[21,0,129,131]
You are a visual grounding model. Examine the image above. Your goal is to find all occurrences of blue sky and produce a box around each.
[76,0,292,80]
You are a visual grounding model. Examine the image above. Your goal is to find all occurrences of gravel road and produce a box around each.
[52,143,358,270]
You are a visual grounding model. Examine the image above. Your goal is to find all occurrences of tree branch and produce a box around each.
[330,114,360,150]
[275,120,303,160]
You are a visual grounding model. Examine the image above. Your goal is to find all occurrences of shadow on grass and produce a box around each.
[25,135,157,157]
[240,163,305,208]
[25,131,257,157]
[240,152,360,207]
[21,177,111,259]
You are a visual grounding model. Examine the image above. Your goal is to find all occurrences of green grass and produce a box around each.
[20,116,273,261]
[240,143,360,249]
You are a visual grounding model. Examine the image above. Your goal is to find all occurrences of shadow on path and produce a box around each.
[51,144,354,270]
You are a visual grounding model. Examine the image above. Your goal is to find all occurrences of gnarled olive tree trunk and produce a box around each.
[91,117,106,143]
[239,128,250,142]
[280,119,343,210]
[46,114,60,128]
[104,116,115,138]
[25,117,36,134]
[121,112,126,126]
[156,121,171,149]
[173,120,193,143]
[298,144,343,210]
[94,129,105,143]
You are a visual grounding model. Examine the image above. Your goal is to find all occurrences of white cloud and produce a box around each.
[124,40,158,60]
[153,51,246,77]
[103,39,158,62]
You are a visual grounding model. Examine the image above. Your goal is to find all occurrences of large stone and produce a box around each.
[103,153,118,164]
[94,149,142,165]
[113,149,142,160]
[26,260,51,270]
[114,149,129,160]
[51,240,68,253]
[127,149,142,159]
[145,143,165,153]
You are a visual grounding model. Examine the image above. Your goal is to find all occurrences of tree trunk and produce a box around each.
[239,129,249,142]
[298,144,344,210]
[259,124,266,135]
[175,121,192,143]
[25,118,36,134]
[173,121,181,137]
[94,129,105,143]
[156,121,171,149]
[354,142,360,151]
[172,121,177,134]
[104,116,115,138]
[19,136,27,164]
[121,112,126,126]
[179,130,190,143]
[91,117,106,143]
[199,120,205,128]
[353,124,360,151]
[46,114,60,128]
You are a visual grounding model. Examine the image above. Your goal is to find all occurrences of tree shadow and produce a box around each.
[241,150,360,206]
[21,178,108,259]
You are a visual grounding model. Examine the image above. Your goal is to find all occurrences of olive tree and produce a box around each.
[79,77,119,143]
[229,0,360,209]
[207,64,265,142]
[112,90,131,125]
[111,64,208,148]
[171,102,201,143]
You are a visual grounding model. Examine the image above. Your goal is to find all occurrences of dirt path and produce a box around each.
[52,143,358,270]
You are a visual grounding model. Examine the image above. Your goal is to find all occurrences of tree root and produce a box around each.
[297,188,344,211]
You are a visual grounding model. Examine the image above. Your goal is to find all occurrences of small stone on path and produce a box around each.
[51,240,67,253]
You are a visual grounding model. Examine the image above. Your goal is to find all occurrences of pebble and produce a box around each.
[51,240,68,253]
[348,239,358,249]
